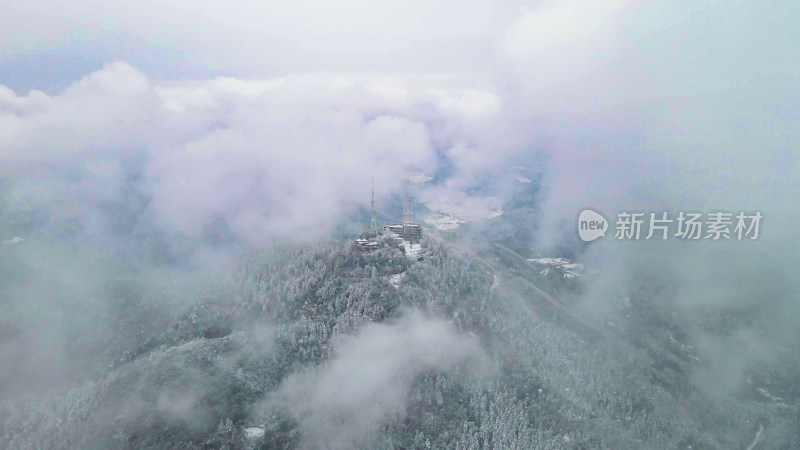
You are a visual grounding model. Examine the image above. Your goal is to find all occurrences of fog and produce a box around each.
[265,311,489,449]
[1,0,798,447]
[518,1,800,395]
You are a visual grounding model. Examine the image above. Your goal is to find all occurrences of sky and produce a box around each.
[2,0,798,261]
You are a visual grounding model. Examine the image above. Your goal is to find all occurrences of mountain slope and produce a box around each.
[2,237,797,449]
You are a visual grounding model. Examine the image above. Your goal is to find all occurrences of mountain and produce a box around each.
[1,235,797,449]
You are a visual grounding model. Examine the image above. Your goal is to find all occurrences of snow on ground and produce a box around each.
[389,273,406,288]
[528,258,584,278]
[422,207,503,231]
[402,241,423,260]
[746,424,763,450]
[420,190,503,231]
[424,213,465,231]
[403,171,516,231]
[243,427,265,440]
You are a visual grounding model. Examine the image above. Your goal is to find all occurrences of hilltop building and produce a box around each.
[356,179,424,252]
[382,223,422,242]
[381,181,423,243]
[355,238,379,250]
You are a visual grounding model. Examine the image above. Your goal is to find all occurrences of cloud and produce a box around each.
[501,0,629,58]
[266,310,489,449]
[449,0,800,393]
[0,0,513,84]
[0,63,506,246]
[492,1,800,250]
[2,0,798,399]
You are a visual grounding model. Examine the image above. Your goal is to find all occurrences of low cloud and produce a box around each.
[265,310,489,449]
[1,63,506,248]
[493,0,800,394]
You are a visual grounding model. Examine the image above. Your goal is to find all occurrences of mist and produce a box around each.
[1,0,799,448]
[264,311,489,449]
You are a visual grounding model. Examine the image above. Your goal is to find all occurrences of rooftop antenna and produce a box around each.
[370,178,378,237]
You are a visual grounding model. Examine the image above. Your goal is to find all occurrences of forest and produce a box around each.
[2,233,796,449]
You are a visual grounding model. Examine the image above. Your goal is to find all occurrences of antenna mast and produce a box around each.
[370,178,378,237]
[403,179,412,224]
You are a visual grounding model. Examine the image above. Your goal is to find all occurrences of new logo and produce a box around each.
[578,209,608,242]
